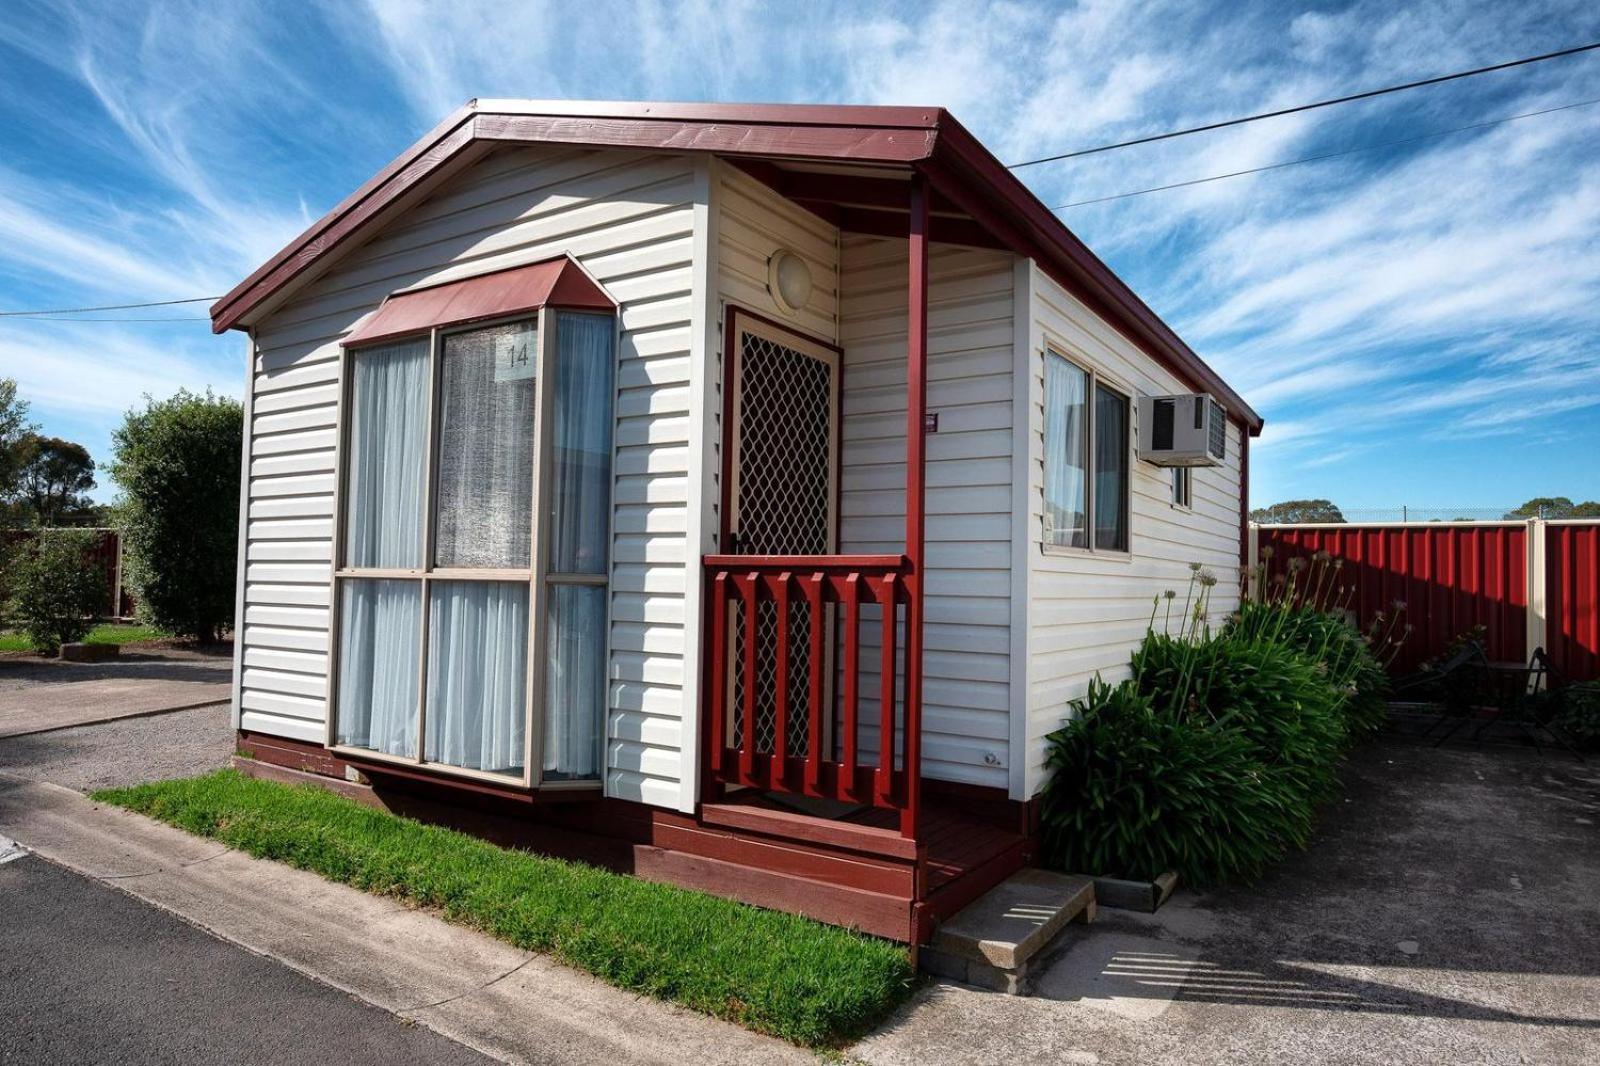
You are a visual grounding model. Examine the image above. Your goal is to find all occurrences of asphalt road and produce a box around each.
[0,852,495,1066]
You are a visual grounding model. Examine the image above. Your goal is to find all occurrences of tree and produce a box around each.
[0,378,36,506]
[1249,499,1345,524]
[1504,497,1600,519]
[6,529,106,654]
[109,390,243,642]
[5,435,98,526]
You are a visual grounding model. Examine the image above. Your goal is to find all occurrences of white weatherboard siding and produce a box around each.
[715,161,842,347]
[242,144,700,807]
[837,236,1016,790]
[1023,264,1245,796]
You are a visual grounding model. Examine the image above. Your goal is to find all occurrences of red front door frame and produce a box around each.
[716,305,845,553]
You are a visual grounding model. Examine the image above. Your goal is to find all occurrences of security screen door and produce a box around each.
[725,311,840,758]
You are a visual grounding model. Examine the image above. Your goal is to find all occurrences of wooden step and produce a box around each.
[921,868,1095,994]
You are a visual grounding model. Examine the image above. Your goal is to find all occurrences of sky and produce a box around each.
[1,0,1597,513]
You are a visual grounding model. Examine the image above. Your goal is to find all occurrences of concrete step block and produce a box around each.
[924,868,1095,995]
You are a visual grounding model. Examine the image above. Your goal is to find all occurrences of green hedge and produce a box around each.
[1041,583,1391,887]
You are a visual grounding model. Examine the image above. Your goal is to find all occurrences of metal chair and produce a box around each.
[1391,641,1488,744]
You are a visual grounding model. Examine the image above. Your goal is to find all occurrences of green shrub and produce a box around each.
[1552,681,1600,752]
[1039,558,1399,889]
[1134,631,1348,815]
[1229,600,1390,739]
[6,530,107,654]
[1039,679,1306,885]
[109,390,242,642]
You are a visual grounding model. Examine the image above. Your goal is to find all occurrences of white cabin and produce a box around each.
[213,101,1259,942]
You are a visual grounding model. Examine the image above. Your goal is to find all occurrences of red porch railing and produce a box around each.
[704,554,919,822]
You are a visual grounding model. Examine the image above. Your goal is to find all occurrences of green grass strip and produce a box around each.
[93,770,914,1046]
[0,623,171,652]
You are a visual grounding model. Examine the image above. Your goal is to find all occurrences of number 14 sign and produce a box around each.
[493,323,538,383]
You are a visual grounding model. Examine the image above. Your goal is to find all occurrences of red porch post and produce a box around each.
[901,174,929,839]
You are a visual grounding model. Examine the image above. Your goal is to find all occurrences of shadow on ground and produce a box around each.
[856,739,1600,1065]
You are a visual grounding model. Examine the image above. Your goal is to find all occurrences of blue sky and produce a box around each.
[2,0,1597,511]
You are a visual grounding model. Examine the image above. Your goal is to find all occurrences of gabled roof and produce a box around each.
[211,99,1260,432]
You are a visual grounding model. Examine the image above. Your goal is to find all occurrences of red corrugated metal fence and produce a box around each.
[1257,523,1527,676]
[1254,520,1599,682]
[1545,522,1600,681]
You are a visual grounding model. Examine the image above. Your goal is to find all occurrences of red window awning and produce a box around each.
[343,257,614,347]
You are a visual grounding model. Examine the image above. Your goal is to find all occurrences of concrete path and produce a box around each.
[0,650,230,738]
[2,850,494,1065]
[853,740,1600,1066]
[0,772,811,1065]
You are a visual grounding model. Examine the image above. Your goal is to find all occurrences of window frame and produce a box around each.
[1171,466,1193,511]
[1041,345,1134,559]
[324,307,614,792]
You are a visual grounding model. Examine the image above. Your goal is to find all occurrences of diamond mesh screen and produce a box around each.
[729,327,835,756]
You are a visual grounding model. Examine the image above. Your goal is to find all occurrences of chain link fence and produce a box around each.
[1252,506,1579,524]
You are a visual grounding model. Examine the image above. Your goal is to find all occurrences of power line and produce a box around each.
[0,296,219,317]
[1052,95,1600,210]
[1008,40,1600,169]
[4,315,211,323]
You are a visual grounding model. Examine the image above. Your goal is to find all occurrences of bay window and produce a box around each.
[330,264,615,789]
[1043,348,1131,553]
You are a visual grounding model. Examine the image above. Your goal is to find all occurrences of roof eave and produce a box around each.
[925,114,1263,434]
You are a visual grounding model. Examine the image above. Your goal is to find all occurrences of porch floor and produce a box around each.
[700,789,1034,942]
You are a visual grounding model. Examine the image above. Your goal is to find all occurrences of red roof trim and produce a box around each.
[342,257,613,348]
[210,99,1260,431]
[927,116,1261,431]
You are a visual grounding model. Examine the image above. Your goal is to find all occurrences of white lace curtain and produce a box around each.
[541,312,615,779]
[426,581,527,776]
[336,579,420,756]
[1043,353,1088,548]
[344,339,428,568]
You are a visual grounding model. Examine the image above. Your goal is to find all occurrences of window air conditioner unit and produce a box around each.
[1137,393,1226,467]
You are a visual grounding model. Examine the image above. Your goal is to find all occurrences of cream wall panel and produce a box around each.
[837,235,1016,790]
[1023,263,1245,795]
[240,145,703,806]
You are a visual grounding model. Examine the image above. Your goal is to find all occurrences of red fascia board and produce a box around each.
[472,113,936,165]
[928,120,1263,433]
[207,99,1260,436]
[342,258,613,347]
[212,103,942,334]
[210,105,478,334]
[471,98,943,130]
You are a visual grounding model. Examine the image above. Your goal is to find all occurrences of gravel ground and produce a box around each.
[0,701,235,791]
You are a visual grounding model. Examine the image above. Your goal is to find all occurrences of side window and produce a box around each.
[1171,466,1192,509]
[1042,349,1131,553]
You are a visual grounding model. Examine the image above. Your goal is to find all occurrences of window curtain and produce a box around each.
[543,584,605,779]
[1043,354,1088,548]
[541,311,614,782]
[345,339,428,568]
[434,323,537,568]
[336,579,421,757]
[425,581,528,776]
[1094,384,1130,551]
[548,313,615,575]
